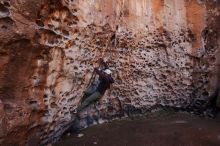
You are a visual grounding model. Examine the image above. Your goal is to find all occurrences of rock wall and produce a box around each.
[0,0,219,145]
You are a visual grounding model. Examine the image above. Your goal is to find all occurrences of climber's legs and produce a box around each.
[82,80,100,100]
[77,91,102,112]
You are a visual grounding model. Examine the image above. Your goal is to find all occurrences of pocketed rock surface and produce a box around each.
[0,0,219,145]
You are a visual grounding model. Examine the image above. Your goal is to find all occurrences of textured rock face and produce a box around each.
[0,0,219,145]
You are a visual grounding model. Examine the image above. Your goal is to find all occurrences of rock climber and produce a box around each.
[75,58,114,113]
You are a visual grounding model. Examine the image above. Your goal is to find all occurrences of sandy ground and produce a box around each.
[54,112,220,146]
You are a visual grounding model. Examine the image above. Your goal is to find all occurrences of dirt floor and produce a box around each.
[54,112,220,146]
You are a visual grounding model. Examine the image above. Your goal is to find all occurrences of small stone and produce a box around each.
[93,141,97,145]
[67,133,71,136]
[77,133,84,138]
[173,120,188,124]
[98,119,105,124]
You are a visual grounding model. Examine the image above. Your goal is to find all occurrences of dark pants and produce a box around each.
[77,80,102,112]
[77,91,102,112]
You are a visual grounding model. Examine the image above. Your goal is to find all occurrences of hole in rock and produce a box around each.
[51,102,58,108]
[3,104,12,113]
[64,112,69,116]
[29,100,37,104]
[3,1,10,7]
[202,91,209,96]
[36,19,44,27]
[1,25,7,29]
[43,94,48,99]
[43,110,50,116]
[0,4,9,13]
[29,101,38,109]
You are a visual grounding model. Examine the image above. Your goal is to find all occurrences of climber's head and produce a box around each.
[104,69,112,75]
